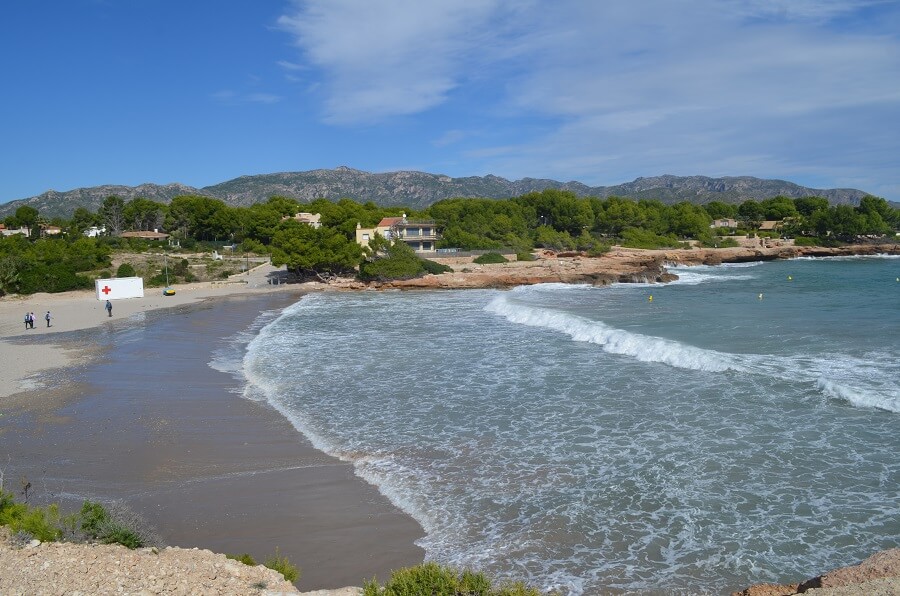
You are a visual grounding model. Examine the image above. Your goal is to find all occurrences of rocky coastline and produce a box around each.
[330,243,900,291]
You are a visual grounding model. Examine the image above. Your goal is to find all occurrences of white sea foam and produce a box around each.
[216,277,899,595]
[486,294,745,372]
[208,307,285,397]
[816,378,900,413]
[485,294,900,412]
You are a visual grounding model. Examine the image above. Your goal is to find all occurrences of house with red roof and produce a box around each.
[356,213,440,253]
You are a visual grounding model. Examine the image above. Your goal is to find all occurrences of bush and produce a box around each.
[473,252,508,264]
[1,491,162,550]
[227,553,258,566]
[793,236,821,246]
[619,228,684,249]
[116,263,136,278]
[363,562,540,596]
[16,264,93,294]
[147,273,168,287]
[264,548,300,583]
[75,500,162,549]
[421,259,452,275]
[516,252,536,261]
[0,491,62,542]
[359,241,425,281]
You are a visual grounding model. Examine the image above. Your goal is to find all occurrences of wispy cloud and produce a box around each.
[277,0,515,124]
[277,0,900,193]
[211,90,282,105]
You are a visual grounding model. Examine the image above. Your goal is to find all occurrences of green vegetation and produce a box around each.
[0,490,160,549]
[0,189,897,295]
[421,258,453,275]
[619,228,685,249]
[116,262,136,278]
[227,549,301,583]
[226,553,258,565]
[359,236,426,281]
[264,548,300,582]
[363,562,541,596]
[473,252,509,264]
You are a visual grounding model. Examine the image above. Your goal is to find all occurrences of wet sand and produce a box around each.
[0,293,424,590]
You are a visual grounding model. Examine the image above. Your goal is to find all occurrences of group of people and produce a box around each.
[22,301,113,331]
[23,311,51,329]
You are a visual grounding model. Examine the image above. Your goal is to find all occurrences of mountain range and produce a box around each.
[0,166,874,219]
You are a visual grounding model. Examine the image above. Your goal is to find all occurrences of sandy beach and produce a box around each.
[0,267,424,590]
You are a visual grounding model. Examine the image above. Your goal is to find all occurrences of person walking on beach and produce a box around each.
[24,312,30,330]
[29,312,35,329]
[45,311,52,327]
[105,300,113,317]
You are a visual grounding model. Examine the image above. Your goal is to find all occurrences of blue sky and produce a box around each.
[2,0,900,204]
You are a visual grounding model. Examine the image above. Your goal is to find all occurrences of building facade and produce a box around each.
[356,214,440,253]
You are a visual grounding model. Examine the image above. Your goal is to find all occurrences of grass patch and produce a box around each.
[363,562,541,596]
[264,548,300,583]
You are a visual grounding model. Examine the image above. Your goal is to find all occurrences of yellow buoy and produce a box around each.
[787,276,792,281]
[648,295,653,302]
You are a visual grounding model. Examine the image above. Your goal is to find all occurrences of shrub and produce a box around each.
[0,491,62,542]
[421,259,452,275]
[0,493,162,550]
[359,241,425,281]
[76,500,162,549]
[147,273,168,287]
[516,252,536,261]
[793,236,821,246]
[619,228,684,249]
[363,562,540,596]
[264,548,300,583]
[116,263,136,278]
[473,252,508,264]
[227,553,258,566]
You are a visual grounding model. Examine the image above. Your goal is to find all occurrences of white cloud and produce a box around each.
[277,0,515,123]
[277,0,900,195]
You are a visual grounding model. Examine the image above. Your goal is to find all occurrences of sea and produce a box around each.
[212,255,899,595]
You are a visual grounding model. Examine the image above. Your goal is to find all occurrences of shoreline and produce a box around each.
[0,292,425,591]
[1,243,897,591]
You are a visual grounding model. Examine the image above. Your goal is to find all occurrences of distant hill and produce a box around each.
[0,167,874,219]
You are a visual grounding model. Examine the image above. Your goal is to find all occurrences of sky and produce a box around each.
[2,0,900,204]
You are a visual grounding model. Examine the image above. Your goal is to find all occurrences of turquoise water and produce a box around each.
[217,256,899,595]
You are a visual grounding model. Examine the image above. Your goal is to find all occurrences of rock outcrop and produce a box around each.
[329,243,900,292]
[733,548,900,596]
[0,529,301,595]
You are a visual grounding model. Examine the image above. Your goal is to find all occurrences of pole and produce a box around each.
[164,253,169,287]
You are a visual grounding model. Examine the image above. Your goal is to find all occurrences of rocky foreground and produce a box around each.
[3,522,898,596]
[0,528,362,596]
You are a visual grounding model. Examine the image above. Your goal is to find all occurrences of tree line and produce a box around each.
[1,191,897,295]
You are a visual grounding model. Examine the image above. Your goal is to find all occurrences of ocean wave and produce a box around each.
[485,294,745,373]
[816,378,900,413]
[485,294,900,413]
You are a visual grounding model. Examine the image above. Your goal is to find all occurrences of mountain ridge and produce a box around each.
[0,167,874,219]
